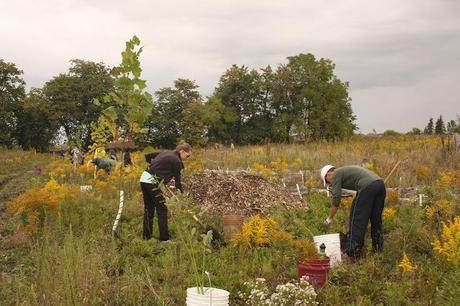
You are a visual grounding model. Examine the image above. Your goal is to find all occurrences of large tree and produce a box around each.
[0,59,25,147]
[202,96,238,144]
[147,78,204,148]
[435,115,446,135]
[446,119,458,134]
[212,65,274,144]
[272,53,355,142]
[43,59,114,149]
[14,89,59,151]
[424,118,434,134]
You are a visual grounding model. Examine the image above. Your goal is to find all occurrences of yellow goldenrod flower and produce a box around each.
[383,207,396,220]
[415,166,430,181]
[432,217,460,265]
[425,200,454,221]
[399,252,416,272]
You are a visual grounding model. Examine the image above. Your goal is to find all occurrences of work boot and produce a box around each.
[346,241,363,259]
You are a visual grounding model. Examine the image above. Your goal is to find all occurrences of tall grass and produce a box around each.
[193,135,458,187]
[1,136,459,305]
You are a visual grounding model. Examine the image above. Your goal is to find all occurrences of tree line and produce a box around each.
[1,37,357,151]
[422,116,459,135]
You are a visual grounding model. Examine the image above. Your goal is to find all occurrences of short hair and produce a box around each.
[175,142,191,153]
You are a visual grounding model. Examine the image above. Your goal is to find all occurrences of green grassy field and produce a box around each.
[1,136,459,305]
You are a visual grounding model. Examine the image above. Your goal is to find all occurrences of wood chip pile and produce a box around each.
[183,170,307,216]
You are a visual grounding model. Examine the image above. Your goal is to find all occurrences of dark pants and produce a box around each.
[347,180,386,258]
[140,182,169,241]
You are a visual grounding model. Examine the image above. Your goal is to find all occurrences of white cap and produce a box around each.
[320,165,335,187]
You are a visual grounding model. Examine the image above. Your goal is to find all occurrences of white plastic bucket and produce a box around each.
[186,287,230,306]
[313,233,341,265]
[80,185,93,192]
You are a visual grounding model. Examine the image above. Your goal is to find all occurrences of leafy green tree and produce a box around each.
[14,89,59,151]
[424,118,434,134]
[147,78,204,148]
[272,53,355,142]
[0,59,25,147]
[43,60,114,149]
[446,119,458,133]
[435,115,446,135]
[408,127,422,135]
[92,36,153,149]
[202,96,238,143]
[182,99,207,146]
[213,65,274,144]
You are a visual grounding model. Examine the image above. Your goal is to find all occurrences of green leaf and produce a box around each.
[103,106,117,121]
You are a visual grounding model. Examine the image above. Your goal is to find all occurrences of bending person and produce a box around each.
[321,165,386,259]
[140,143,192,241]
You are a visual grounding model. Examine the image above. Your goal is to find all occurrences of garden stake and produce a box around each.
[112,190,124,238]
[384,160,402,184]
[296,183,302,199]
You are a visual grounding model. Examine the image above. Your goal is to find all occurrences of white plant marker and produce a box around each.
[112,190,124,237]
[299,170,304,185]
[418,194,424,206]
[296,184,302,199]
[281,179,286,188]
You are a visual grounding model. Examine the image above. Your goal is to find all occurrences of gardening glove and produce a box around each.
[323,217,332,233]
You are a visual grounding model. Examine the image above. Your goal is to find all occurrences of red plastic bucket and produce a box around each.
[297,258,331,288]
[304,257,331,266]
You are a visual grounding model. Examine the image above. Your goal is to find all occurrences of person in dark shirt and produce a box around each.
[321,165,386,259]
[123,148,132,167]
[140,142,192,241]
[88,157,117,174]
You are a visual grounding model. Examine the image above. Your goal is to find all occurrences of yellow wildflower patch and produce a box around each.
[251,163,273,178]
[424,199,455,221]
[399,252,416,272]
[386,190,399,205]
[432,217,460,265]
[251,147,265,155]
[415,165,430,181]
[435,171,457,191]
[383,207,396,220]
[231,215,279,249]
[271,156,289,178]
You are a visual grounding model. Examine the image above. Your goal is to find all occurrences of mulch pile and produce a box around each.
[183,170,307,217]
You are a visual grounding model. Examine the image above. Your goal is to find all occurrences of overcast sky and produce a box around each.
[1,0,459,133]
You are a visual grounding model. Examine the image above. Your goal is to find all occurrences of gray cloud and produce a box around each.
[1,0,459,133]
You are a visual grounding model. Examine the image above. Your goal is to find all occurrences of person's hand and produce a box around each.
[323,217,332,232]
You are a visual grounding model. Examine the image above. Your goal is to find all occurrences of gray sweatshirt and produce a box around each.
[331,166,381,207]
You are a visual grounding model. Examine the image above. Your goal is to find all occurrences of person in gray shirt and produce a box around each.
[89,157,117,173]
[321,165,386,259]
